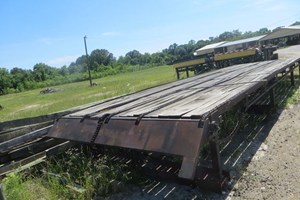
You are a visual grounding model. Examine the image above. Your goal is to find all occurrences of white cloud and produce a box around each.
[47,55,80,67]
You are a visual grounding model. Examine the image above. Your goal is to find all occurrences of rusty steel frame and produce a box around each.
[50,117,210,180]
[48,60,299,191]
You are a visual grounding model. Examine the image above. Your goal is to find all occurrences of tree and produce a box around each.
[272,26,283,32]
[33,63,58,81]
[10,67,33,91]
[117,56,126,65]
[75,55,87,66]
[68,64,85,74]
[0,68,12,95]
[124,50,142,65]
[140,53,151,65]
[151,52,165,65]
[291,21,300,26]
[90,49,114,69]
[168,43,178,55]
[257,28,270,35]
[218,30,242,41]
[59,65,69,76]
[174,46,187,57]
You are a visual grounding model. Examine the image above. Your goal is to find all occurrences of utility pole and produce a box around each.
[84,35,93,87]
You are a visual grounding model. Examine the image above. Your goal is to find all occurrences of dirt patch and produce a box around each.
[40,87,63,94]
[228,104,300,200]
[16,104,41,112]
[85,91,114,99]
[14,103,54,114]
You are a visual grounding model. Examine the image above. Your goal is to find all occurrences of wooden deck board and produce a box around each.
[65,57,299,119]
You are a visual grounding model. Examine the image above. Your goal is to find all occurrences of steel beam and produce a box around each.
[269,87,275,107]
[186,67,189,78]
[176,68,180,80]
[290,66,295,86]
[0,185,5,200]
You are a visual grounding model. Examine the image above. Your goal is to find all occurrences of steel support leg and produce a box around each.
[178,119,209,180]
[186,67,189,78]
[290,66,295,86]
[269,87,275,107]
[179,156,200,179]
[298,64,300,80]
[0,185,5,200]
[176,68,180,80]
[210,139,222,179]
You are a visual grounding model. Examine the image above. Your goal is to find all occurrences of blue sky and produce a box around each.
[0,0,299,70]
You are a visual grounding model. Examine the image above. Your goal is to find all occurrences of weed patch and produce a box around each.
[2,146,144,199]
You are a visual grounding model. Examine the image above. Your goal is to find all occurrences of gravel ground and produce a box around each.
[276,44,300,59]
[227,104,300,200]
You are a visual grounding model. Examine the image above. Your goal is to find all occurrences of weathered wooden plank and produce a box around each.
[70,62,260,117]
[0,151,46,176]
[57,58,299,120]
[148,68,271,118]
[45,141,74,156]
[69,71,225,117]
[145,58,299,118]
[0,125,52,154]
[6,138,65,161]
[0,121,53,143]
[182,83,258,118]
[0,141,73,177]
[117,63,269,117]
[109,64,266,117]
[145,82,253,118]
[0,112,68,130]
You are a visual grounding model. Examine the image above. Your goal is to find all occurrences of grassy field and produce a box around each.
[0,65,177,122]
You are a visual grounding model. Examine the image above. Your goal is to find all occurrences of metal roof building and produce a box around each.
[214,35,266,53]
[260,25,300,41]
[216,35,266,48]
[194,35,266,55]
[194,41,226,56]
[193,25,300,56]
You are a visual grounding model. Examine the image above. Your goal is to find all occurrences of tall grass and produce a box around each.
[2,146,143,200]
[2,173,56,200]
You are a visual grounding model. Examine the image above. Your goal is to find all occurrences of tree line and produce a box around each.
[0,26,289,95]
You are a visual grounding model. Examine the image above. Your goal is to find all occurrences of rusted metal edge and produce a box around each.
[48,117,210,180]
